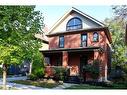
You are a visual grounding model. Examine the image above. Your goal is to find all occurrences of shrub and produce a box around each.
[34,68,44,79]
[0,67,2,75]
[83,60,100,79]
[28,73,38,81]
[29,52,45,80]
[53,67,68,81]
[110,65,126,82]
[122,64,127,77]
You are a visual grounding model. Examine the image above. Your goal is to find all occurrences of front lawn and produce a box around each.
[12,80,62,88]
[65,82,127,89]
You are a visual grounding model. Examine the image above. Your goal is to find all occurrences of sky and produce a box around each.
[35,6,113,29]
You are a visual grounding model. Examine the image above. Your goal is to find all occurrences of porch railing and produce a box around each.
[44,65,79,77]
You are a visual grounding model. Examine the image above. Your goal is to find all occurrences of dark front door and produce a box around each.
[80,55,88,81]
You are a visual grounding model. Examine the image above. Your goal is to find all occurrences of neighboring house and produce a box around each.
[35,33,49,51]
[35,25,49,50]
[41,7,112,82]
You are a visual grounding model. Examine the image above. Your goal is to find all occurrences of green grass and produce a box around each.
[12,80,62,88]
[65,84,108,89]
[65,82,127,89]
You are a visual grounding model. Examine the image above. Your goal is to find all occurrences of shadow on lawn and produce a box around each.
[65,81,127,89]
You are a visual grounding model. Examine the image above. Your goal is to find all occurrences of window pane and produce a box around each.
[82,35,87,41]
[82,41,87,47]
[67,19,74,26]
[59,36,64,48]
[81,34,87,47]
[77,25,82,29]
[74,18,81,25]
[67,17,82,31]
[93,32,99,42]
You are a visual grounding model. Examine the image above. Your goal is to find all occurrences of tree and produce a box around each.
[104,5,127,68]
[112,5,127,22]
[0,6,44,89]
[112,5,127,45]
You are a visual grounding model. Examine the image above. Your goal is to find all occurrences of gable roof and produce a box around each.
[48,7,106,35]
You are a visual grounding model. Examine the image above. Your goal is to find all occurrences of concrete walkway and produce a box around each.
[0,76,75,90]
[53,83,76,89]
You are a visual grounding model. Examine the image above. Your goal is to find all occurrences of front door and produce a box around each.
[80,55,88,81]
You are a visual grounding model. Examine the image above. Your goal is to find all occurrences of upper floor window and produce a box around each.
[59,36,64,48]
[81,34,87,47]
[93,32,99,42]
[66,17,82,31]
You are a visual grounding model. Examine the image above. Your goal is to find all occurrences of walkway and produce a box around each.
[53,83,76,89]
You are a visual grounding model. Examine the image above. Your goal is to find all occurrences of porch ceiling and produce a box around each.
[40,46,101,54]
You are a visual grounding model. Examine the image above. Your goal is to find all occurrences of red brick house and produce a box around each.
[41,7,112,82]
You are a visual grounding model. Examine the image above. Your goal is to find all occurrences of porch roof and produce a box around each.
[40,46,101,54]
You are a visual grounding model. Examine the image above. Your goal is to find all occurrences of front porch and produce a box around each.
[41,47,107,82]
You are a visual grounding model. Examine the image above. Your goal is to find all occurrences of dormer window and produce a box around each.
[93,32,99,42]
[66,17,82,31]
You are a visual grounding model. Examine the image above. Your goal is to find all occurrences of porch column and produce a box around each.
[100,52,108,82]
[94,50,108,82]
[94,51,103,82]
[62,51,68,67]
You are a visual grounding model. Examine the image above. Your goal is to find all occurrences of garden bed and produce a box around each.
[12,79,63,88]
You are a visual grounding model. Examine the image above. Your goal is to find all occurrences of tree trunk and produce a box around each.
[3,64,7,90]
[29,60,33,75]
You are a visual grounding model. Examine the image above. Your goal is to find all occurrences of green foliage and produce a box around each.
[53,67,68,81]
[104,18,127,67]
[66,82,127,89]
[122,64,127,74]
[110,66,126,82]
[0,45,23,65]
[83,60,100,79]
[104,6,127,83]
[30,51,44,79]
[104,18,127,82]
[83,60,100,75]
[28,73,38,81]
[0,67,2,75]
[0,6,44,89]
[0,6,44,66]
